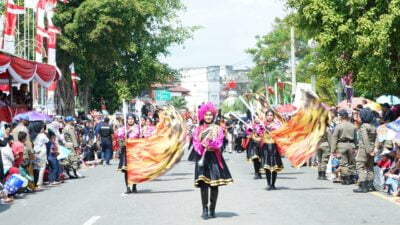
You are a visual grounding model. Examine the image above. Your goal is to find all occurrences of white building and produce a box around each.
[180,66,230,110]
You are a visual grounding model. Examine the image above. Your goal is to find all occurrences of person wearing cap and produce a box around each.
[353,109,377,193]
[62,116,81,178]
[12,115,36,190]
[12,115,33,160]
[331,109,358,185]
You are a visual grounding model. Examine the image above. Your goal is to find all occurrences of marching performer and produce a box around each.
[246,118,264,179]
[142,117,155,138]
[117,114,140,194]
[193,103,233,219]
[261,110,283,190]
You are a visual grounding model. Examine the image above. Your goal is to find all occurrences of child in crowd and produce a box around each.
[384,159,400,196]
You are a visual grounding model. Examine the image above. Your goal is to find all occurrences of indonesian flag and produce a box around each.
[3,0,25,53]
[278,78,284,90]
[69,63,80,96]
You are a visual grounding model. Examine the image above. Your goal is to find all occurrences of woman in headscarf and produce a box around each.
[353,108,377,193]
[261,110,283,190]
[192,102,233,219]
[32,122,49,190]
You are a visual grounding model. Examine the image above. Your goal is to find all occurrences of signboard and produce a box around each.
[156,90,172,101]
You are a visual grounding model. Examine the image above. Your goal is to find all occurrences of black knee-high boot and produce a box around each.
[253,160,261,179]
[265,169,271,190]
[271,172,277,190]
[124,172,131,194]
[200,186,209,219]
[209,187,218,218]
[131,184,137,193]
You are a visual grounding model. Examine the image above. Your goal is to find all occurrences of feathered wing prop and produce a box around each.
[255,94,286,124]
[270,90,328,168]
[126,106,186,184]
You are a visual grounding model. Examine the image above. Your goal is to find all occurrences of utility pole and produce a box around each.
[290,26,296,103]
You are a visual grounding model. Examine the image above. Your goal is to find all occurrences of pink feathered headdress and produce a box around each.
[198,102,217,121]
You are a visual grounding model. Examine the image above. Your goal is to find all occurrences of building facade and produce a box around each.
[179,65,250,110]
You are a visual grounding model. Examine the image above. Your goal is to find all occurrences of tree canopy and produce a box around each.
[286,0,400,99]
[53,0,195,114]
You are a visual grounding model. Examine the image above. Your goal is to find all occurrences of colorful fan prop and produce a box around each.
[126,106,187,184]
[270,90,329,168]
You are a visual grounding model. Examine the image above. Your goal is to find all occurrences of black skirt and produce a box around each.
[194,151,233,187]
[118,146,127,172]
[261,143,283,172]
[246,139,261,161]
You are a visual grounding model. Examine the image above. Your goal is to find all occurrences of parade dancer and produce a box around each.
[142,117,155,138]
[117,114,140,194]
[246,118,264,179]
[262,110,283,190]
[193,103,233,219]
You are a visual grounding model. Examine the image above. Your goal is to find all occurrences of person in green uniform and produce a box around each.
[331,110,357,185]
[353,109,377,193]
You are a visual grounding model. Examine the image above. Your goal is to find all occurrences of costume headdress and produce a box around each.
[198,102,217,121]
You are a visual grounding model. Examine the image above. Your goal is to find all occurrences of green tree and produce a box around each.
[168,96,187,110]
[287,0,400,99]
[246,17,336,104]
[53,0,195,114]
[220,99,246,115]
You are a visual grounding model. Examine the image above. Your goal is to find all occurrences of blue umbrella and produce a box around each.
[13,111,52,122]
[376,95,400,105]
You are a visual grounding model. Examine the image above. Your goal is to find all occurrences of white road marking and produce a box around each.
[83,216,101,225]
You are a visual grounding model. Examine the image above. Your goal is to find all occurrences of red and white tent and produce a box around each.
[0,51,61,87]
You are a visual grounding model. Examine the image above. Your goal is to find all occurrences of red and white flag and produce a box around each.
[3,0,25,53]
[69,63,80,96]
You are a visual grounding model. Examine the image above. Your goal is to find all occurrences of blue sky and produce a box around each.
[163,0,287,69]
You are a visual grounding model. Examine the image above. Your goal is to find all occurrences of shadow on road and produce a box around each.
[0,204,11,213]
[277,187,332,191]
[166,173,192,176]
[279,172,304,175]
[138,189,194,194]
[215,212,239,218]
[152,177,190,182]
[276,176,297,180]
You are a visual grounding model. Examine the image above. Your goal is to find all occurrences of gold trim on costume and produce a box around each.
[195,175,233,187]
[247,155,260,161]
[263,165,284,172]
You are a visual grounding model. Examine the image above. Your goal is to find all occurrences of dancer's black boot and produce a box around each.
[253,160,262,179]
[131,184,137,193]
[209,187,218,218]
[271,172,277,190]
[266,169,272,190]
[125,186,132,194]
[200,187,209,219]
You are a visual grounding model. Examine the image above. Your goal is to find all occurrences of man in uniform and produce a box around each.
[317,126,332,180]
[331,110,357,185]
[353,109,377,193]
[62,116,81,178]
[12,115,33,160]
[12,115,36,190]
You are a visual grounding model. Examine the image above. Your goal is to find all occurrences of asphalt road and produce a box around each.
[1,151,399,225]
